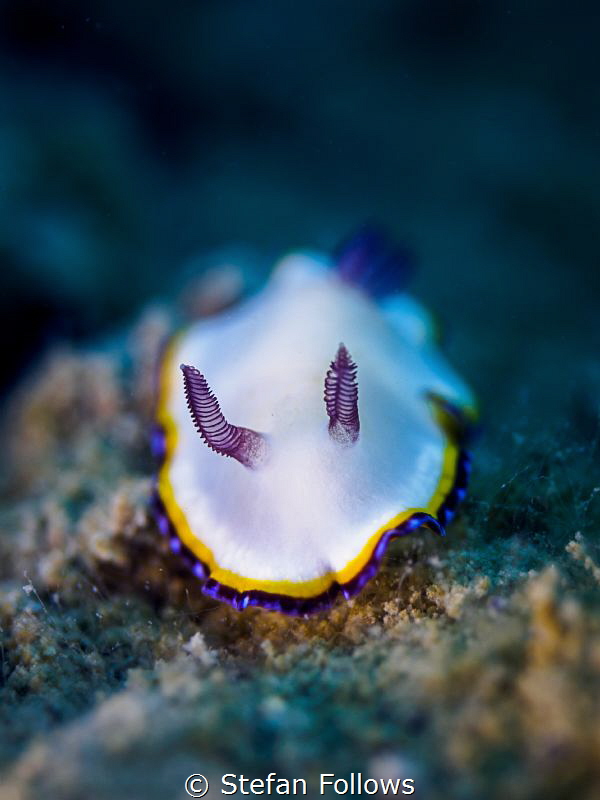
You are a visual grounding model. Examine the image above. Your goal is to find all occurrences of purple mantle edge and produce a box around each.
[150,421,471,616]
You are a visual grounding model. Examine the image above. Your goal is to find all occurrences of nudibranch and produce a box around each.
[153,231,476,615]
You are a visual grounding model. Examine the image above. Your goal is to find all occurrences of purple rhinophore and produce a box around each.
[324,343,360,443]
[180,364,267,468]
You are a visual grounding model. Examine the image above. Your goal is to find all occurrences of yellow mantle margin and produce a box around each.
[156,338,466,600]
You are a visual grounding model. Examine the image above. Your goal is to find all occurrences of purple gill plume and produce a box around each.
[180,364,268,468]
[324,344,360,444]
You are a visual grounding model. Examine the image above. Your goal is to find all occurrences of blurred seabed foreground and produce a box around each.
[0,261,599,799]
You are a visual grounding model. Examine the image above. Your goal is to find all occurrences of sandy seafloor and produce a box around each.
[0,4,600,799]
[0,247,598,800]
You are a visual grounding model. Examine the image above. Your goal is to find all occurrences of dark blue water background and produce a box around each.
[0,0,598,424]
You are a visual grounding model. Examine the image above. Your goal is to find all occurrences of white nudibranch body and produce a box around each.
[155,244,476,614]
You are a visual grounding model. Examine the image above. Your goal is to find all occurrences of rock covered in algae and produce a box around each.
[0,285,599,800]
